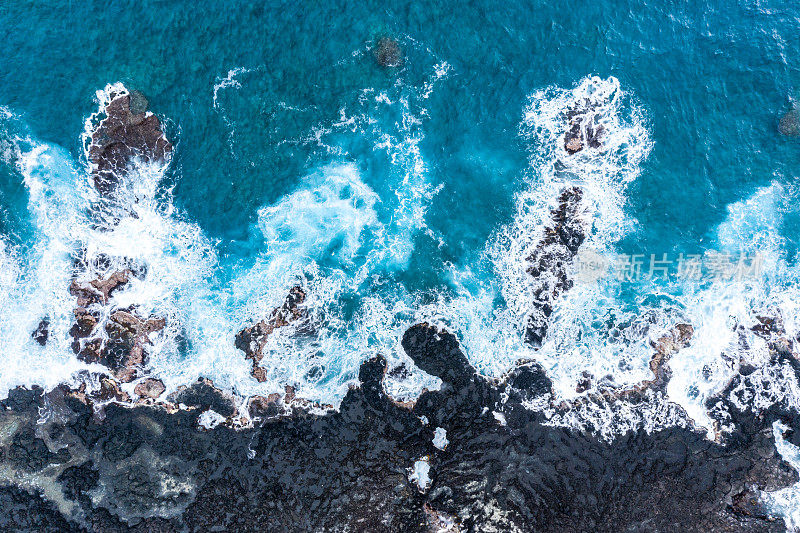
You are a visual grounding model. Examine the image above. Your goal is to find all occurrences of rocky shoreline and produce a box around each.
[1,322,799,531]
[2,84,800,531]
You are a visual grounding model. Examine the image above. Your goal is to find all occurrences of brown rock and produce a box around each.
[135,378,166,399]
[88,91,172,194]
[70,269,131,306]
[235,286,308,381]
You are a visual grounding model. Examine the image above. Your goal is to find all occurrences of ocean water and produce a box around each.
[1,0,800,480]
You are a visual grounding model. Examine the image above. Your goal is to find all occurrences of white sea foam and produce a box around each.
[408,457,432,491]
[485,76,657,400]
[665,182,800,437]
[761,421,800,531]
[0,128,105,397]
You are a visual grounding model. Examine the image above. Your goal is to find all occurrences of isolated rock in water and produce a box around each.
[525,187,587,347]
[373,37,403,67]
[779,108,800,136]
[134,378,166,400]
[88,89,172,194]
[235,286,308,382]
[31,318,49,346]
[563,97,606,154]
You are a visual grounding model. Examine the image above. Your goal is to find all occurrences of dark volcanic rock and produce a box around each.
[563,97,606,154]
[402,322,475,386]
[0,485,80,533]
[525,187,586,347]
[32,318,50,346]
[373,37,403,68]
[0,325,798,532]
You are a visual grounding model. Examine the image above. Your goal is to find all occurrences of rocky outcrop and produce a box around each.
[641,322,694,392]
[373,37,403,68]
[235,286,308,382]
[31,318,49,346]
[525,187,587,347]
[563,96,606,154]
[134,378,166,400]
[69,270,165,384]
[88,90,172,195]
[67,88,170,385]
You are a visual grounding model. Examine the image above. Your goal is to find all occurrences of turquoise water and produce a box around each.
[0,1,799,438]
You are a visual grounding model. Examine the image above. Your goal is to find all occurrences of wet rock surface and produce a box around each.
[564,99,605,155]
[1,323,797,532]
[525,187,586,347]
[563,96,606,154]
[88,90,172,195]
[31,318,50,346]
[235,286,309,382]
[67,90,169,389]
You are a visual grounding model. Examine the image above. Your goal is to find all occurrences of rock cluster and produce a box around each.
[88,89,172,194]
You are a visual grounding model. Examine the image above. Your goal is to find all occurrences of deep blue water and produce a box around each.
[0,1,799,428]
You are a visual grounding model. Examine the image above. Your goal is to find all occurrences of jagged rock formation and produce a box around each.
[31,318,49,346]
[235,286,308,382]
[66,89,170,389]
[563,96,605,154]
[525,187,586,347]
[88,89,172,195]
[0,322,796,531]
[69,269,165,384]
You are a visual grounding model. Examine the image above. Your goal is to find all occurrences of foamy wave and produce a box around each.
[0,116,97,397]
[665,182,800,437]
[485,76,657,399]
[760,421,800,530]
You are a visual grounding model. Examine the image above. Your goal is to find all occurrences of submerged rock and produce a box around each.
[778,108,799,137]
[373,37,403,68]
[129,89,149,115]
